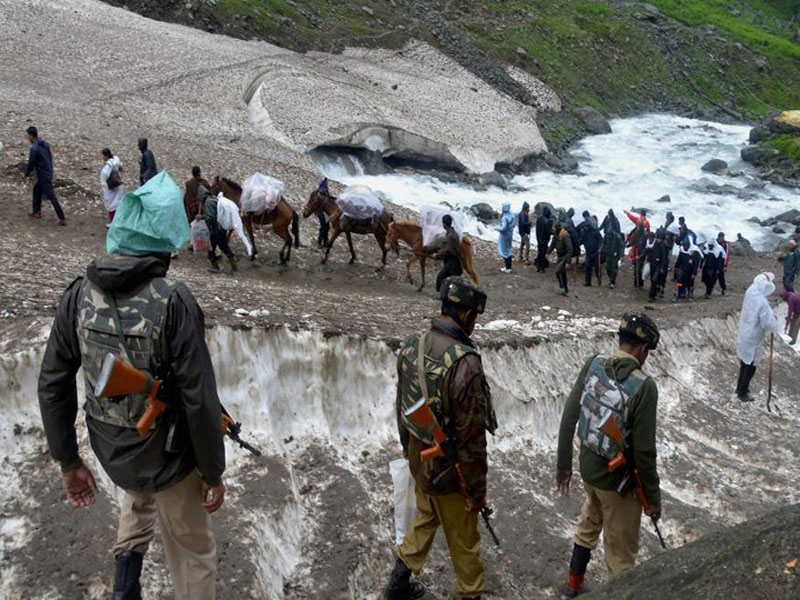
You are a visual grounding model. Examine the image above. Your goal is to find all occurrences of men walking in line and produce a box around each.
[24,126,66,225]
[556,314,662,597]
[550,222,573,296]
[435,214,463,292]
[779,239,800,292]
[38,187,226,600]
[518,201,532,264]
[184,166,211,225]
[201,185,238,273]
[386,276,497,600]
[138,137,158,185]
[736,272,780,402]
[602,225,625,289]
[535,205,553,272]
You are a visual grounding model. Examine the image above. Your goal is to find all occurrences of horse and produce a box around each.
[211,176,299,264]
[302,189,393,266]
[386,220,479,291]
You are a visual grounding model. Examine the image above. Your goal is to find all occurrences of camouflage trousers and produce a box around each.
[574,481,642,577]
[113,470,216,600]
[398,485,484,597]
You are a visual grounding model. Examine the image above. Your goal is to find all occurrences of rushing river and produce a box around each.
[317,114,798,250]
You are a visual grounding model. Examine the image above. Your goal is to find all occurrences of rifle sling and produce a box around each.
[106,292,136,366]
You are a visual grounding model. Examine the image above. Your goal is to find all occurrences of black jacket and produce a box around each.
[536,213,553,245]
[38,256,226,492]
[138,138,158,184]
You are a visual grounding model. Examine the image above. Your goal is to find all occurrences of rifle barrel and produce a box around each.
[652,517,667,549]
[481,508,501,547]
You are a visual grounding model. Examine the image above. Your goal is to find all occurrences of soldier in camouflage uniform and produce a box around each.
[555,313,661,597]
[38,197,226,599]
[385,276,497,600]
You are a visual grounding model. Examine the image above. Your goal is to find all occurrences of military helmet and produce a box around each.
[440,276,487,314]
[619,313,660,350]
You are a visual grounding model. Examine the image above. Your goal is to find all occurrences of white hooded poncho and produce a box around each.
[737,272,780,365]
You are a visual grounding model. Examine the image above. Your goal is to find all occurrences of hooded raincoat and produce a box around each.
[496,202,515,259]
[737,273,780,365]
[100,155,125,212]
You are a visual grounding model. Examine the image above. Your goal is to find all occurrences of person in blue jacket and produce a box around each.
[497,202,515,273]
[24,126,66,225]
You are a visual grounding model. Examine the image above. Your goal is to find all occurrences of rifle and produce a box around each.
[767,333,774,413]
[599,416,666,549]
[404,398,500,546]
[95,353,261,456]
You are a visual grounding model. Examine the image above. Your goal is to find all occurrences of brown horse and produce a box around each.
[386,220,479,291]
[211,176,299,264]
[302,189,393,265]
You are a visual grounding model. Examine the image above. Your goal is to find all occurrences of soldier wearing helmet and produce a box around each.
[385,277,497,600]
[556,313,662,597]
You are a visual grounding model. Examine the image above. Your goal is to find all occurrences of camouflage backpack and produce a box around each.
[76,276,178,429]
[576,355,647,460]
[397,331,482,445]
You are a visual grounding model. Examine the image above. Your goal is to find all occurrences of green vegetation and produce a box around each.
[178,1,800,123]
[767,133,800,164]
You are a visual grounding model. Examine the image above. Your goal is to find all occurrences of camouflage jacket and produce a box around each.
[396,319,496,503]
[38,255,225,493]
[557,350,661,507]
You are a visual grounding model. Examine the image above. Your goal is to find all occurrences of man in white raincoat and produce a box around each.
[736,272,781,402]
[100,148,125,225]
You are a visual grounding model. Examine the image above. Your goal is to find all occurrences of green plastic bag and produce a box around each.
[107,171,190,255]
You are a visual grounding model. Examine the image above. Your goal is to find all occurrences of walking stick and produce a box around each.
[767,333,774,413]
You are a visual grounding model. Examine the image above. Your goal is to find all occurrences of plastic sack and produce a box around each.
[107,171,190,255]
[420,205,465,247]
[642,262,651,281]
[217,193,253,257]
[336,184,383,220]
[241,173,284,214]
[191,219,210,253]
[390,458,417,546]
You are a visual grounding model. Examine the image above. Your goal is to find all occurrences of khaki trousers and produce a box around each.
[574,482,642,578]
[113,470,216,600]
[398,484,484,598]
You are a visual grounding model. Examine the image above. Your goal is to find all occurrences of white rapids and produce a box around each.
[317,114,799,250]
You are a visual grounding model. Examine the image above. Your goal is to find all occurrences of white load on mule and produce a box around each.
[241,173,284,214]
[336,184,384,221]
[419,205,465,247]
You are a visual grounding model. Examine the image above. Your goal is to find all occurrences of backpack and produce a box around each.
[576,356,647,460]
[107,162,122,190]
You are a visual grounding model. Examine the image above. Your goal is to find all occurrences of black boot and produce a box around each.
[564,544,591,598]
[113,551,143,600]
[384,558,425,600]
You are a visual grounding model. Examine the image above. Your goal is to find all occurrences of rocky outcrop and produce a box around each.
[701,158,728,175]
[589,504,800,599]
[576,106,612,135]
[741,113,800,187]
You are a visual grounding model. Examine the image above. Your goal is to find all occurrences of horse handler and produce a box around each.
[434,215,463,292]
[385,277,497,600]
[38,191,226,599]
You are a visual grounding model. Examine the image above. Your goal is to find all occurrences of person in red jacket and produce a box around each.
[625,208,650,232]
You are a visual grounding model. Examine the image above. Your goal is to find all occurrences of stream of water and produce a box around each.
[316,114,798,250]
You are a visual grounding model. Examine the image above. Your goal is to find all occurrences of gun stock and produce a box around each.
[95,353,165,437]
[404,399,447,462]
[599,416,628,473]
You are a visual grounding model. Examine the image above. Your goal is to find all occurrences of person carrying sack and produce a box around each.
[38,171,225,600]
[385,277,497,600]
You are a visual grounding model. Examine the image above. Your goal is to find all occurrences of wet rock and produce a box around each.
[701,158,728,175]
[576,106,612,135]
[478,171,506,189]
[741,144,779,166]
[748,125,770,144]
[772,225,786,234]
[470,202,498,222]
[771,209,800,226]
[656,195,671,203]
[732,234,756,257]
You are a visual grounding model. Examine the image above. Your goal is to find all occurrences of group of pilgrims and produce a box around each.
[498,202,732,301]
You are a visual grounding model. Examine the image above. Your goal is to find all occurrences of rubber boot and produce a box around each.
[113,551,143,600]
[384,558,425,600]
[228,255,238,273]
[564,544,591,598]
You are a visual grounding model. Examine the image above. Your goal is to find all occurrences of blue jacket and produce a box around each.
[497,203,515,259]
[25,138,53,179]
[580,224,602,254]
